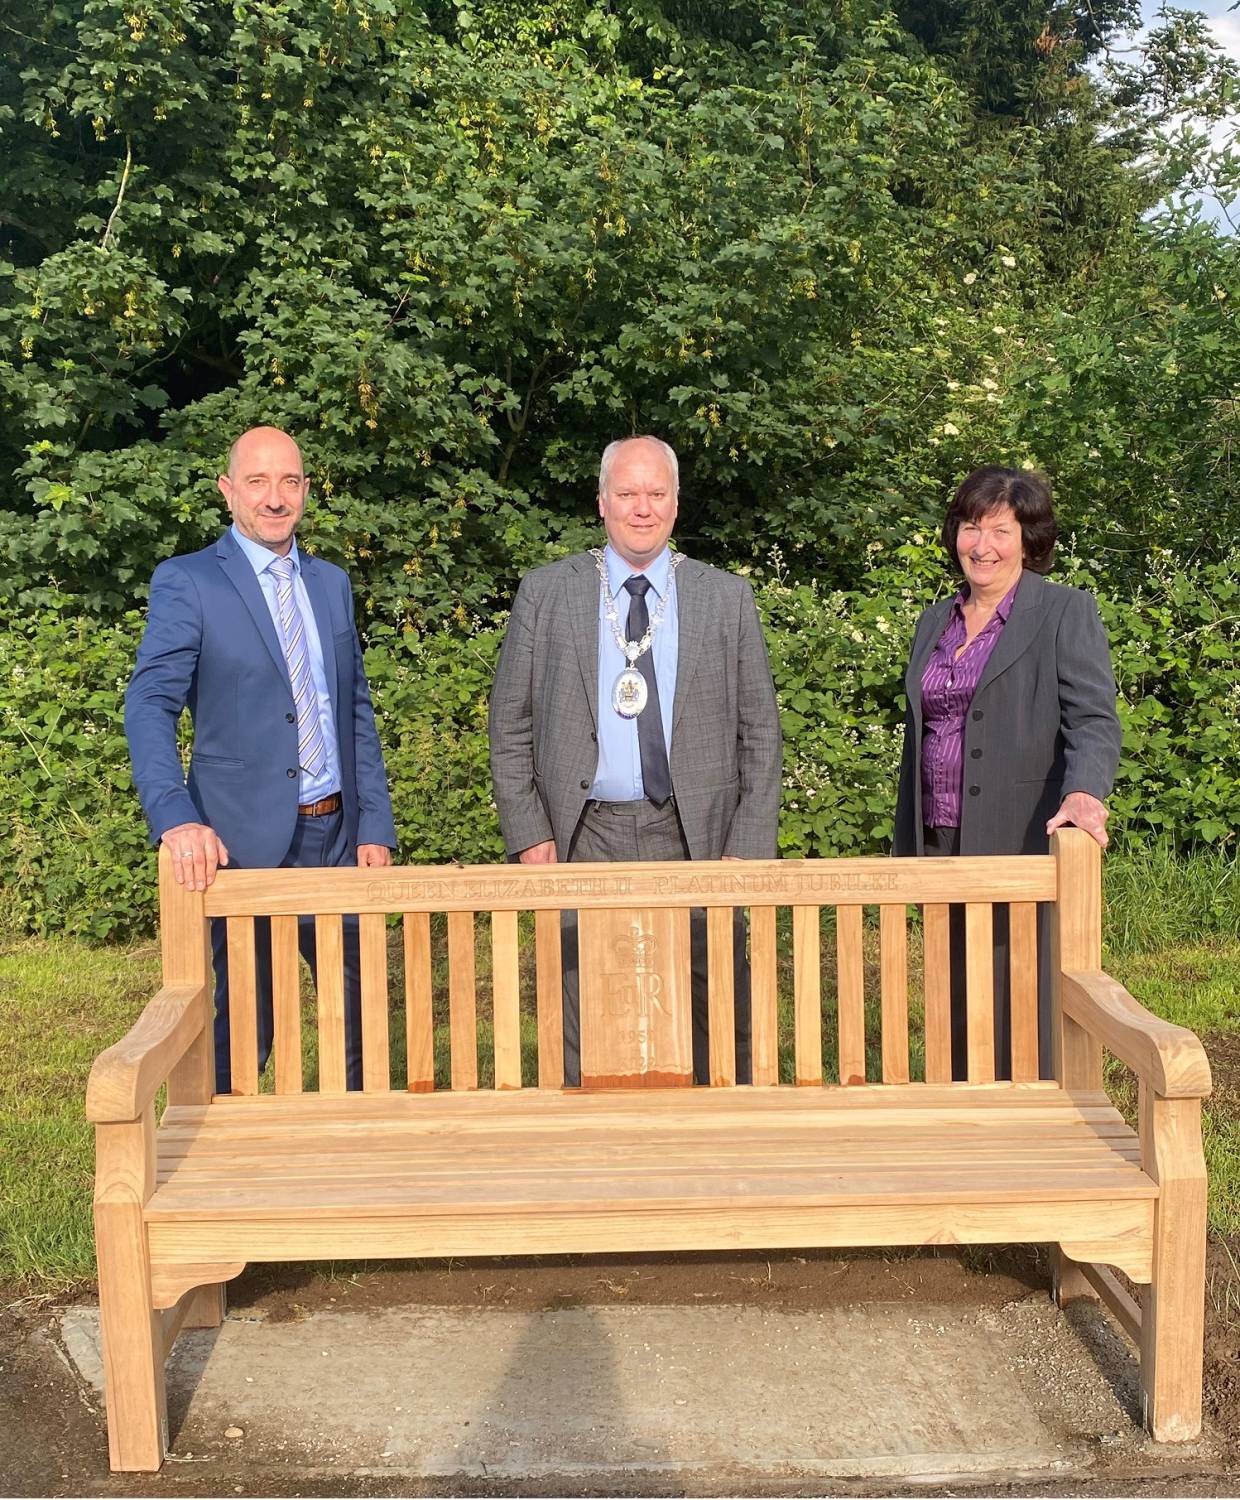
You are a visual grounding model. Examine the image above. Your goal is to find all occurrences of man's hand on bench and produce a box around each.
[161,823,229,891]
[357,843,392,868]
[518,840,557,864]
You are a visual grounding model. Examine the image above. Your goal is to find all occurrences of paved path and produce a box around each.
[57,1293,1206,1488]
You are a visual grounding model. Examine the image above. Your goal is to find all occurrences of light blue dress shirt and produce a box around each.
[231,525,342,802]
[590,544,679,801]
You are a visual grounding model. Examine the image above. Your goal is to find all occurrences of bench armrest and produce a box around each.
[1061,970,1212,1099]
[86,982,209,1124]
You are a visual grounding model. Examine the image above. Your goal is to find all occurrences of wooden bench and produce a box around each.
[87,829,1212,1471]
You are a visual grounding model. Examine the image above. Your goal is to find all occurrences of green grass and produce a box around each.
[3,844,1238,1288]
[0,939,160,1289]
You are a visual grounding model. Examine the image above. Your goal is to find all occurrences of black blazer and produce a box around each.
[893,570,1121,856]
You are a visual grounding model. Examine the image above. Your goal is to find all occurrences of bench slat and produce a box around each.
[793,907,822,1086]
[965,905,995,1084]
[158,1141,1145,1176]
[1010,902,1040,1082]
[202,857,1059,916]
[359,913,390,1093]
[880,905,910,1085]
[315,915,347,1095]
[271,915,302,1096]
[578,908,693,1088]
[534,910,564,1089]
[923,905,952,1084]
[447,911,478,1091]
[707,907,736,1087]
[749,905,779,1086]
[837,905,865,1085]
[402,913,434,1093]
[491,909,522,1090]
[225,917,258,1096]
[145,1088,1154,1224]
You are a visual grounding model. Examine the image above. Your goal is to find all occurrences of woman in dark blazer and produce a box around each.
[894,466,1121,1077]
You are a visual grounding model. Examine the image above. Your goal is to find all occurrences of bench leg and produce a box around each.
[182,1282,227,1329]
[1051,1247,1099,1307]
[1140,1091,1208,1443]
[95,1119,167,1472]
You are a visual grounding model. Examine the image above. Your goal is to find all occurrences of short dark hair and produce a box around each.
[941,466,1057,575]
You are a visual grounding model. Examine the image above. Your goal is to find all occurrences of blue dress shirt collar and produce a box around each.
[231,524,303,578]
[604,543,672,603]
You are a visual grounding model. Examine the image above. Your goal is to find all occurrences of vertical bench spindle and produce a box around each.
[491,909,522,1090]
[403,912,434,1092]
[315,914,347,1094]
[793,906,822,1085]
[749,905,779,1086]
[880,904,910,1084]
[359,912,390,1092]
[447,911,478,1090]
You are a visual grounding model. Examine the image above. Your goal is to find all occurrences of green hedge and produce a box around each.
[3,552,1237,940]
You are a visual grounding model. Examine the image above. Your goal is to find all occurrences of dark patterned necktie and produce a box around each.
[624,576,672,806]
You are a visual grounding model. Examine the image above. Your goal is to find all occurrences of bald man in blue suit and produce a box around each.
[125,427,397,1092]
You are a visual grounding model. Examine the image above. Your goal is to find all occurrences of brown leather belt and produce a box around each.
[297,793,342,817]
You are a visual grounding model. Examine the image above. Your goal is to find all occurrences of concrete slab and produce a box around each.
[57,1295,1168,1486]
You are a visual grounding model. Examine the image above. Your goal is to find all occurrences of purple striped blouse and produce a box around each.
[920,582,1019,828]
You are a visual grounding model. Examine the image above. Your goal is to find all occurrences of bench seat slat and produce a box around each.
[145,1088,1154,1225]
[185,1082,1120,1120]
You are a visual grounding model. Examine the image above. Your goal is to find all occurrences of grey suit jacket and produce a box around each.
[488,551,783,860]
[893,570,1121,856]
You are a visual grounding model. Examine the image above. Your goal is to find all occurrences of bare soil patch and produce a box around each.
[4,1240,1239,1498]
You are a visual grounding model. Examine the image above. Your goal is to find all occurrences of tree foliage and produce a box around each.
[1,0,1235,626]
[0,2,1237,937]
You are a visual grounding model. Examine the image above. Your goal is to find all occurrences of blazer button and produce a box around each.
[969,785,981,796]
[972,709,984,721]
[287,768,297,779]
[970,748,982,759]
[590,732,598,743]
[286,712,296,724]
[580,779,590,790]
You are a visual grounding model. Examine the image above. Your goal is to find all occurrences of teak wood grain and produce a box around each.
[87,833,1212,1472]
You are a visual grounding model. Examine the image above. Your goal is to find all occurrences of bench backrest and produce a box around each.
[157,830,1102,1100]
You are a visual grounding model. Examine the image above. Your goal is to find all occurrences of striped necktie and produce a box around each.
[269,554,326,779]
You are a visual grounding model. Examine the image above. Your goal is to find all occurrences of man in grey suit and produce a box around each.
[488,435,783,1084]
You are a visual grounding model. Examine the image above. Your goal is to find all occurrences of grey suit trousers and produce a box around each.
[560,799,753,1086]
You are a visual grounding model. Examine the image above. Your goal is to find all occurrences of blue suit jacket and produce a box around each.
[125,531,397,868]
